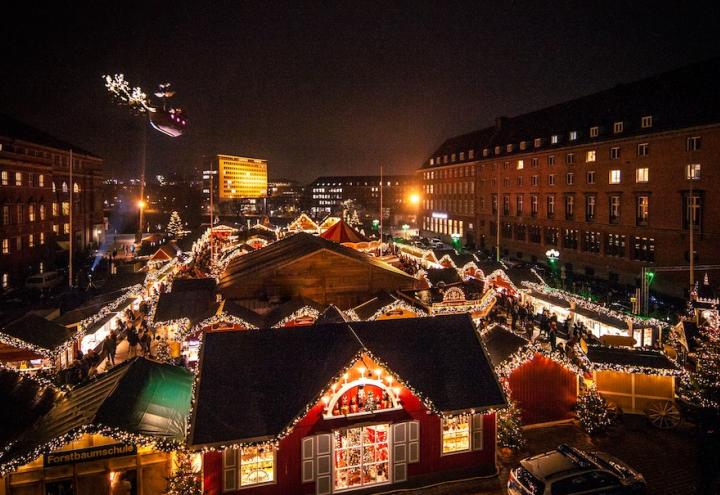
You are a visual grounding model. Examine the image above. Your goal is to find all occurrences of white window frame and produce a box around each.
[222,446,277,492]
[613,121,624,134]
[636,168,649,183]
[590,126,599,137]
[609,170,621,184]
[641,115,652,128]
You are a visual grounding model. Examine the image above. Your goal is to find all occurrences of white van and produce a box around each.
[25,271,61,290]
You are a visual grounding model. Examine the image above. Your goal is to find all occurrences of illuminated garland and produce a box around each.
[0,422,182,476]
[0,361,63,393]
[270,306,321,328]
[677,321,720,409]
[576,344,686,378]
[483,269,518,294]
[496,390,526,450]
[576,385,613,434]
[177,313,258,340]
[75,284,143,341]
[363,300,428,321]
[521,281,668,330]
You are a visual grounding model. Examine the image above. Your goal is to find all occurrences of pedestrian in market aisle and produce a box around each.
[127,327,139,359]
[102,333,117,366]
[549,321,558,351]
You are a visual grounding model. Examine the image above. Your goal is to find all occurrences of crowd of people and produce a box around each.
[59,299,168,386]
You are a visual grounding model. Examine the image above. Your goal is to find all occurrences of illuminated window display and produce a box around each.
[442,415,470,454]
[333,425,390,490]
[239,446,274,486]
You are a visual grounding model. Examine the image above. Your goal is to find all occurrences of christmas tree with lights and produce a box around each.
[576,386,613,434]
[165,451,202,495]
[167,211,184,239]
[681,318,720,412]
[497,395,526,449]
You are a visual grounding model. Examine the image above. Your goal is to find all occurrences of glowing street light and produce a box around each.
[408,193,421,206]
[137,199,146,210]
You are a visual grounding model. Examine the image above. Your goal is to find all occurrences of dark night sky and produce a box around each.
[1,1,718,183]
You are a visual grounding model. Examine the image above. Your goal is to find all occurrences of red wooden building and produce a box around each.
[482,325,579,425]
[191,315,506,494]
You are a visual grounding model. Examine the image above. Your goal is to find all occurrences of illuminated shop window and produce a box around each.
[333,424,390,490]
[222,446,275,489]
[442,415,470,454]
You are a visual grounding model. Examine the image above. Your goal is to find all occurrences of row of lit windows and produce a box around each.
[0,171,82,193]
[424,182,474,195]
[422,166,475,180]
[1,202,69,225]
[422,217,465,237]
[423,199,475,216]
[429,133,702,168]
[2,233,49,254]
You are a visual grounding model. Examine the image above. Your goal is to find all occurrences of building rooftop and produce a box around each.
[0,113,100,158]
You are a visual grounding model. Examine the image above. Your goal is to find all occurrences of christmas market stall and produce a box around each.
[218,233,418,308]
[0,358,193,495]
[262,297,326,328]
[347,291,427,321]
[318,216,341,233]
[482,325,580,425]
[287,213,320,234]
[0,315,78,372]
[190,314,506,495]
[319,219,369,248]
[399,279,495,321]
[580,345,685,427]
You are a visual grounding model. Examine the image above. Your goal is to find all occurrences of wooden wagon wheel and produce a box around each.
[644,400,681,429]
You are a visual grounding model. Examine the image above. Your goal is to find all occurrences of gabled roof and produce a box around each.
[482,325,530,367]
[320,219,369,243]
[172,278,217,292]
[287,213,319,232]
[1,315,77,353]
[0,358,193,473]
[0,368,56,445]
[585,345,681,372]
[150,244,181,261]
[219,232,413,289]
[425,267,462,287]
[190,314,505,447]
[153,291,218,324]
[263,297,325,328]
[351,291,400,321]
[220,301,266,328]
[315,305,349,324]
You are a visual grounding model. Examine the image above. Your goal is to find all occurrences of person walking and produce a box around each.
[127,327,139,359]
[549,321,558,351]
[103,333,117,366]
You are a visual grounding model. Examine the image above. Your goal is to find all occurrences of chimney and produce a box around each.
[495,116,508,130]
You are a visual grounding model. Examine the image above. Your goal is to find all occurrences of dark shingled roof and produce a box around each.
[172,278,217,293]
[315,305,349,324]
[351,291,400,321]
[263,297,326,327]
[425,267,462,287]
[422,58,720,167]
[221,300,266,328]
[0,113,100,157]
[219,232,412,289]
[1,315,77,352]
[0,369,56,445]
[0,358,192,472]
[585,345,680,372]
[190,314,505,446]
[482,325,530,367]
[153,291,218,324]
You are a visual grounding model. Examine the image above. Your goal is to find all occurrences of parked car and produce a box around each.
[508,444,646,494]
[429,237,444,248]
[25,271,62,290]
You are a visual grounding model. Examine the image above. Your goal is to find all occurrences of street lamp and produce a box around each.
[451,232,462,251]
[408,193,420,206]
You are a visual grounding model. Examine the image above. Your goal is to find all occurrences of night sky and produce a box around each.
[2,1,718,183]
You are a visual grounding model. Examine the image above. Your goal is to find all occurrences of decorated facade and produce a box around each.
[190,315,506,494]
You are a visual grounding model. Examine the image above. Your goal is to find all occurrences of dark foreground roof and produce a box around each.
[482,325,530,367]
[172,277,217,293]
[315,305,349,324]
[0,358,192,472]
[0,369,56,445]
[263,296,326,327]
[221,300,266,328]
[1,315,77,352]
[585,345,680,372]
[190,314,505,447]
[351,291,400,320]
[153,290,218,324]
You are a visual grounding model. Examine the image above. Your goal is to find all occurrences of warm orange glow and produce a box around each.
[408,193,421,205]
[137,199,146,209]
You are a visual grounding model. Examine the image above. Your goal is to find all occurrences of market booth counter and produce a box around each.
[0,315,78,373]
[581,345,684,428]
[190,315,507,495]
[0,358,194,495]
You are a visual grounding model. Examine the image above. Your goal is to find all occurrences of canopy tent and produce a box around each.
[319,219,369,244]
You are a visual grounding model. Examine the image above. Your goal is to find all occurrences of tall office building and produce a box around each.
[203,155,268,216]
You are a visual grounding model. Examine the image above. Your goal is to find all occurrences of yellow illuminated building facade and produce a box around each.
[217,155,268,199]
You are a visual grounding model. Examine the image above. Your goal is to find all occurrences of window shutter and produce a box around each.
[392,422,409,482]
[472,414,484,451]
[315,433,331,495]
[302,436,315,483]
[222,448,238,492]
[393,462,407,483]
[408,421,420,463]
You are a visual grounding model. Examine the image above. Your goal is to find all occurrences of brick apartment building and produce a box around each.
[0,115,104,289]
[418,59,720,297]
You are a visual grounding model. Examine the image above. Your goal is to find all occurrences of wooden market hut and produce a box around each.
[287,213,319,234]
[423,267,463,287]
[350,291,426,321]
[0,358,193,494]
[218,233,418,308]
[317,215,341,232]
[262,297,327,328]
[399,279,494,319]
[482,325,578,425]
[190,315,506,495]
[583,345,683,418]
[0,315,78,370]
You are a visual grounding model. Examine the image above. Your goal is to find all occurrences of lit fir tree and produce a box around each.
[497,395,526,449]
[681,320,720,411]
[576,386,613,434]
[167,211,184,239]
[165,451,202,495]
